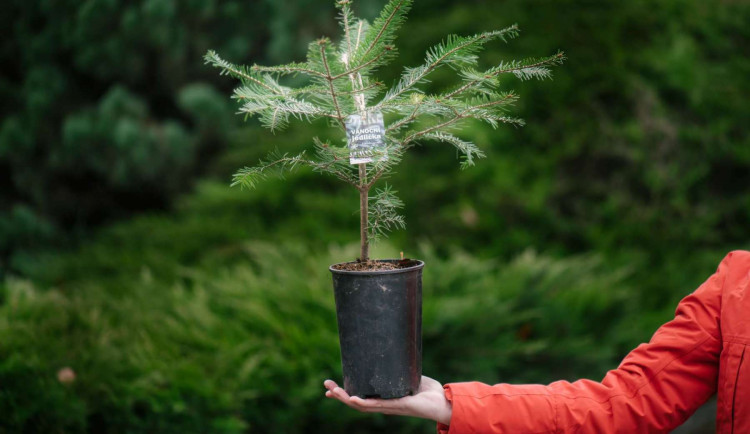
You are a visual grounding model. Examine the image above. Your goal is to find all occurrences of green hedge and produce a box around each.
[1,241,639,433]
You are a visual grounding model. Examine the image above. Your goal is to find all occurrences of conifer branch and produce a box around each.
[204,50,280,95]
[281,82,382,98]
[367,185,406,241]
[423,132,485,169]
[251,62,327,78]
[355,20,365,50]
[402,92,519,145]
[359,0,410,61]
[232,148,358,189]
[342,81,382,95]
[319,41,347,130]
[338,0,355,61]
[446,51,565,99]
[366,167,388,189]
[378,25,520,107]
[332,50,388,81]
[237,96,333,131]
[386,98,422,132]
[364,143,403,189]
[231,152,307,189]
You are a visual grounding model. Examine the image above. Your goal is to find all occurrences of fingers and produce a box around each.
[324,380,357,406]
[324,382,350,402]
[323,381,362,410]
[323,380,406,415]
[323,379,339,391]
[349,395,383,409]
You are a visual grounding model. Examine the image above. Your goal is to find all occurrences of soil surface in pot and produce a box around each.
[332,259,420,272]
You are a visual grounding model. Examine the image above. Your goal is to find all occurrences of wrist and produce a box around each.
[435,391,453,425]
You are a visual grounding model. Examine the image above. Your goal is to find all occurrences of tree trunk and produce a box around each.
[359,163,369,262]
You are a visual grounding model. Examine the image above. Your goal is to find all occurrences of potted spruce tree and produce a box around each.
[206,0,563,399]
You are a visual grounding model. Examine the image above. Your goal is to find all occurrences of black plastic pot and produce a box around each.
[329,259,424,399]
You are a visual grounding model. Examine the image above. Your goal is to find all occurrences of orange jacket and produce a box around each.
[438,251,750,433]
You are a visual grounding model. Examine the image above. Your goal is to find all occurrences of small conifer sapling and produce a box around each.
[205,0,563,268]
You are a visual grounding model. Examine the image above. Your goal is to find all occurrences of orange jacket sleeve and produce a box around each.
[438,252,733,434]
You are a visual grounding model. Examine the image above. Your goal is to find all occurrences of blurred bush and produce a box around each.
[1,0,275,273]
[0,238,637,433]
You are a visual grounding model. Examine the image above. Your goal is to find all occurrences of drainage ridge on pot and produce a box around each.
[329,259,424,399]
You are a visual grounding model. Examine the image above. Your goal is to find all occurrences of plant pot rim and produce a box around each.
[329,259,424,276]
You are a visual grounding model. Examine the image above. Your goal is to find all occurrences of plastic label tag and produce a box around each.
[345,110,386,164]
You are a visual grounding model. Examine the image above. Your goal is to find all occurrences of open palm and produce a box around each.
[323,376,452,425]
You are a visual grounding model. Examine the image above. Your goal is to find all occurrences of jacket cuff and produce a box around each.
[435,384,454,434]
[437,382,557,433]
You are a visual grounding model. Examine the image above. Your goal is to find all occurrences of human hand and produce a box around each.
[323,376,452,425]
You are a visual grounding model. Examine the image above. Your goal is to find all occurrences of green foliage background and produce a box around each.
[1,0,749,432]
